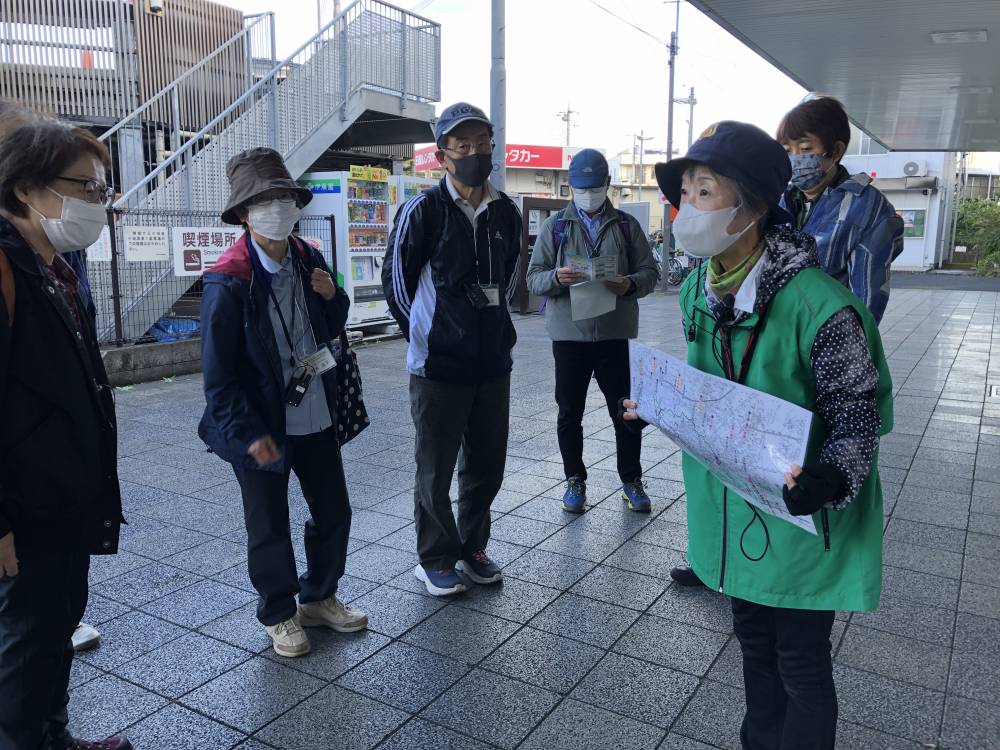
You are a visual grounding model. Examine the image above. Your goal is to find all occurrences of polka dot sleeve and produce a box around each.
[810,307,881,510]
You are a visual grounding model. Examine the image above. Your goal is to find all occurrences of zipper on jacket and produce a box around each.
[821,508,831,551]
[718,487,729,592]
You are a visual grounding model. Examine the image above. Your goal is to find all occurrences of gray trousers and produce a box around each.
[409,373,511,570]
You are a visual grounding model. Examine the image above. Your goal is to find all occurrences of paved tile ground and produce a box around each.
[71,286,1000,749]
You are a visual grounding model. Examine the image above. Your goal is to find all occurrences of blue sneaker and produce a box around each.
[562,476,587,513]
[622,481,651,512]
[457,550,503,585]
[414,565,467,597]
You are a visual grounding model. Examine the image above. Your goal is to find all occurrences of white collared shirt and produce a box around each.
[703,251,765,315]
[445,173,498,229]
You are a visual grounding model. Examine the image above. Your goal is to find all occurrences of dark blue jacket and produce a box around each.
[198,233,349,472]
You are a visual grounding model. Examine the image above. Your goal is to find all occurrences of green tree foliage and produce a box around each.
[954,198,1000,276]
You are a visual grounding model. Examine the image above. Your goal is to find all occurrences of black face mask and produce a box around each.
[449,153,494,188]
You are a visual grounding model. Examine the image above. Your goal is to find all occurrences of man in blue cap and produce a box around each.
[526,148,659,514]
[382,103,522,596]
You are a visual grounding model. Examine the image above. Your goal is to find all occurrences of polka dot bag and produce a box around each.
[335,332,370,445]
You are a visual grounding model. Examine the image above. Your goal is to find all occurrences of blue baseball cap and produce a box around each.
[434,102,493,146]
[568,148,609,189]
[655,121,794,227]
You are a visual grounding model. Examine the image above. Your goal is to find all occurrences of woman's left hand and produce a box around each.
[311,269,337,301]
[783,463,843,516]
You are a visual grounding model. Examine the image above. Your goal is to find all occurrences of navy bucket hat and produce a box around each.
[654,121,794,227]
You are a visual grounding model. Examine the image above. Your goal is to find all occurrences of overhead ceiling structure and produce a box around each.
[688,0,1000,151]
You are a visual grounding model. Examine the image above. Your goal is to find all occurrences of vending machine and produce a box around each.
[299,166,393,329]
[388,174,438,222]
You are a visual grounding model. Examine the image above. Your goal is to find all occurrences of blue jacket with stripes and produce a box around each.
[382,177,523,384]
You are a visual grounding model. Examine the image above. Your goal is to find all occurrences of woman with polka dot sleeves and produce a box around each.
[622,121,893,750]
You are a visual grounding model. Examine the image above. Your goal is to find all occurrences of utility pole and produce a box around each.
[636,131,654,203]
[673,86,696,149]
[661,0,680,290]
[558,103,578,147]
[490,0,507,191]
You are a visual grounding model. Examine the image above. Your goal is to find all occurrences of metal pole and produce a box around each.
[490,0,507,191]
[268,12,280,150]
[661,1,680,290]
[947,152,966,264]
[687,86,695,149]
[106,208,124,346]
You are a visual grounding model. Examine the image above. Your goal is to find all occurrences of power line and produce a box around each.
[587,0,668,47]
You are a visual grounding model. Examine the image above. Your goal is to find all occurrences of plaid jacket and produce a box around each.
[782,168,903,323]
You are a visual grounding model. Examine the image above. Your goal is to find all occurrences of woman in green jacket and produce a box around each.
[624,121,893,750]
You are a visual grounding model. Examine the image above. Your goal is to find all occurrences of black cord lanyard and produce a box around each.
[268,276,298,368]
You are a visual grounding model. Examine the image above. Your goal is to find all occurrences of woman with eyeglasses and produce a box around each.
[0,114,131,749]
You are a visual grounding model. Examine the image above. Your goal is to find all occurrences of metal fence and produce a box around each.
[92,209,337,346]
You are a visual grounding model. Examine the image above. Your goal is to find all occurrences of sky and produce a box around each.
[220,0,808,158]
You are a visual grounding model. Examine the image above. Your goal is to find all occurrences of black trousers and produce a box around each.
[553,339,642,484]
[731,598,838,750]
[0,523,89,750]
[410,373,510,570]
[234,428,352,626]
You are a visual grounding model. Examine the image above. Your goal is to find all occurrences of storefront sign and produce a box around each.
[413,144,603,173]
[349,165,390,182]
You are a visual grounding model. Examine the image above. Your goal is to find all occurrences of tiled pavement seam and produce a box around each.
[69,289,1000,750]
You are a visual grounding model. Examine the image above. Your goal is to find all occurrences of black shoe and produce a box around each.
[669,565,707,588]
[68,735,133,750]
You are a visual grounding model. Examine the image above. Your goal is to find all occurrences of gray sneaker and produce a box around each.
[298,596,368,633]
[265,617,311,657]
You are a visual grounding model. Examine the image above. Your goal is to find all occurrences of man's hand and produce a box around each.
[620,398,640,421]
[556,267,587,286]
[248,436,282,467]
[310,269,337,301]
[0,533,18,578]
[604,276,634,296]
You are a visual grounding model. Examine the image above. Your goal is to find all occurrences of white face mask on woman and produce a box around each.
[573,186,608,214]
[28,187,107,254]
[671,202,756,258]
[248,199,302,241]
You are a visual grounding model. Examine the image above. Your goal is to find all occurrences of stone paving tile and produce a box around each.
[92,562,200,607]
[266,628,391,681]
[198,602,273,654]
[959,580,1000,618]
[570,564,668,611]
[256,684,408,750]
[480,626,605,694]
[671,680,744,750]
[81,593,132,626]
[970,511,1000,536]
[70,674,169,740]
[835,623,951,690]
[966,531,1000,561]
[883,518,967,553]
[657,735,719,750]
[336,641,468,712]
[400,605,520,664]
[535,524,626,563]
[954,611,1000,657]
[948,649,1000,705]
[503,548,596,589]
[142,578,257,628]
[647,584,734,634]
[882,565,960,609]
[455,575,561,624]
[377,718,496,750]
[616,614,729,677]
[77,612,187,671]
[346,584,444,638]
[115,631,250,698]
[126,703,247,750]
[941,695,1000,750]
[490,513,564,546]
[832,665,944,743]
[180,657,324,735]
[882,539,964,579]
[421,668,561,749]
[528,592,640,649]
[836,721,925,749]
[571,652,699,729]
[345,543,420,584]
[519,698,666,750]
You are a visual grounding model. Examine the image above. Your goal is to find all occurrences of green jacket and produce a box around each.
[680,229,893,612]
[526,201,659,342]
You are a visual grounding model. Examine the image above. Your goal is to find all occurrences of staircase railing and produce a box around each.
[99,12,277,202]
[113,0,441,212]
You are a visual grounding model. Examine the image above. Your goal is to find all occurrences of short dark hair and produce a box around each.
[0,116,111,217]
[776,97,851,156]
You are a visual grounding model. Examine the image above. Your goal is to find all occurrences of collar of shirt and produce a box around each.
[704,251,765,315]
[574,202,606,246]
[250,235,292,275]
[445,173,498,222]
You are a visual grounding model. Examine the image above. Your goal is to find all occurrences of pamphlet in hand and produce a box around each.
[566,254,621,283]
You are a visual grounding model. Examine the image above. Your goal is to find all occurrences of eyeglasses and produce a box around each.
[55,176,114,207]
[443,140,495,157]
[249,190,300,206]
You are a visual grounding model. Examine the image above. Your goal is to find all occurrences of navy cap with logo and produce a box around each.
[568,148,609,189]
[434,102,493,146]
[654,121,794,227]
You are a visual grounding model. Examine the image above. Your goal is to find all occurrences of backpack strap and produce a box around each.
[616,210,633,245]
[552,209,569,256]
[0,249,13,326]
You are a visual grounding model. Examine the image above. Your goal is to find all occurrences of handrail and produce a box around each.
[98,13,273,144]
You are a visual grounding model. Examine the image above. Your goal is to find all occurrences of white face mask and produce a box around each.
[28,187,106,254]
[573,186,608,214]
[671,202,755,258]
[248,199,302,241]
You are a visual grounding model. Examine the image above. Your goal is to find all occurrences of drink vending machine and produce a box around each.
[298,167,436,329]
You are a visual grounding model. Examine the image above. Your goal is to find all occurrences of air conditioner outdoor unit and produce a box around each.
[903,160,928,177]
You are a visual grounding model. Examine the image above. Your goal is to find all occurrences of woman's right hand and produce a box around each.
[248,435,281,467]
[0,533,18,578]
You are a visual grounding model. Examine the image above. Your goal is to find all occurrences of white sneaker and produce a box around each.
[298,596,368,633]
[265,617,311,657]
[72,622,101,652]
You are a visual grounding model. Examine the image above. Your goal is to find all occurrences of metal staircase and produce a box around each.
[95,0,440,342]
